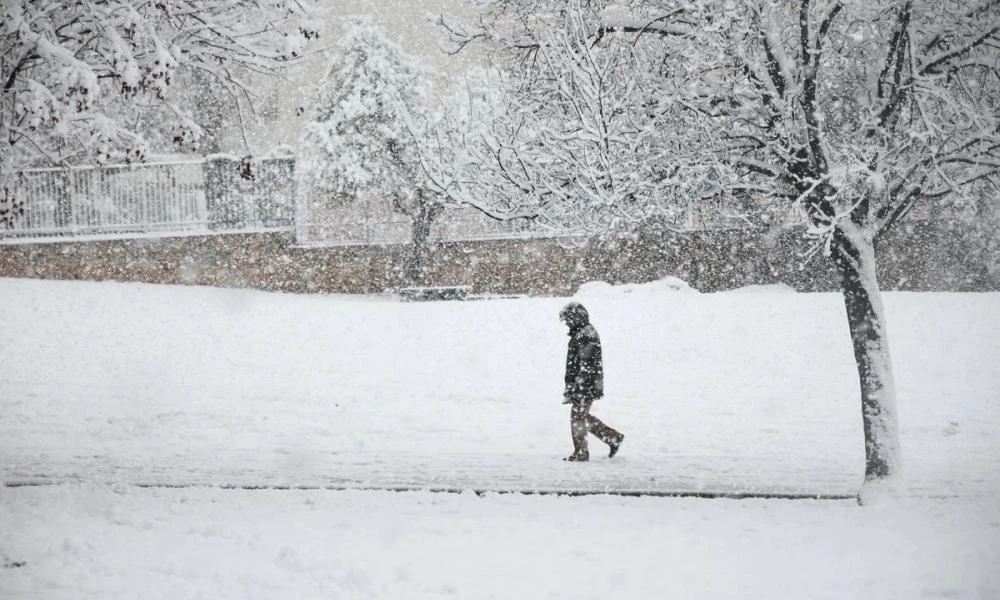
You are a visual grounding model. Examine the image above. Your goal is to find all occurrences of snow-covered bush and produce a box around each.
[299,19,429,204]
[299,19,446,281]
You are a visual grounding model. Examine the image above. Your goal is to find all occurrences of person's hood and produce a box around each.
[559,302,590,332]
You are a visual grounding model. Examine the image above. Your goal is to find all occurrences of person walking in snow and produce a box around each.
[559,302,625,461]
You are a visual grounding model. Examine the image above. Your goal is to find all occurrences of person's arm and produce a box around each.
[576,334,603,397]
[564,341,579,399]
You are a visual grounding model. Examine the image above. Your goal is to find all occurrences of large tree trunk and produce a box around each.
[830,223,902,502]
[406,218,430,284]
[405,195,441,284]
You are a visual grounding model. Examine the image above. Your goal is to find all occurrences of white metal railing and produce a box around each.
[1,156,296,243]
[5,161,205,239]
[6,156,758,247]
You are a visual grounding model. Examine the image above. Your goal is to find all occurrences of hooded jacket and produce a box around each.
[560,302,604,400]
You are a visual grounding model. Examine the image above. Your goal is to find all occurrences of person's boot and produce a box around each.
[608,434,625,458]
[563,452,589,462]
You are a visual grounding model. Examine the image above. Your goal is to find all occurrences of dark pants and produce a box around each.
[570,397,622,458]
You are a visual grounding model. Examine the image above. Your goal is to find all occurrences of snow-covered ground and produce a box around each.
[2,277,998,599]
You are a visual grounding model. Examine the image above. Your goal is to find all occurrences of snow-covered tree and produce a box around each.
[300,19,446,282]
[439,0,1000,501]
[0,0,319,226]
[427,7,696,233]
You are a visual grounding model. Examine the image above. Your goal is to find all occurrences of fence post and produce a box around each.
[203,155,241,230]
[256,157,295,228]
[55,169,73,229]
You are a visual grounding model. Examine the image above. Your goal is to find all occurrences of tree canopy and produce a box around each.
[299,18,430,205]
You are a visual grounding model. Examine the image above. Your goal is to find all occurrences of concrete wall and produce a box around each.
[0,233,593,295]
[1,222,995,295]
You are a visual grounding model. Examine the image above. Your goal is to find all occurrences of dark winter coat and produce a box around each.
[561,303,604,401]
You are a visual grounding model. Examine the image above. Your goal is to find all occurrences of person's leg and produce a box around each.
[585,407,625,457]
[566,398,591,460]
[585,413,622,445]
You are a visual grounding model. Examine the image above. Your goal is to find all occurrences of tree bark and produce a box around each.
[830,223,902,498]
[405,194,441,284]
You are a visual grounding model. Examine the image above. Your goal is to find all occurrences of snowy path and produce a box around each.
[5,443,995,499]
[5,452,861,499]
